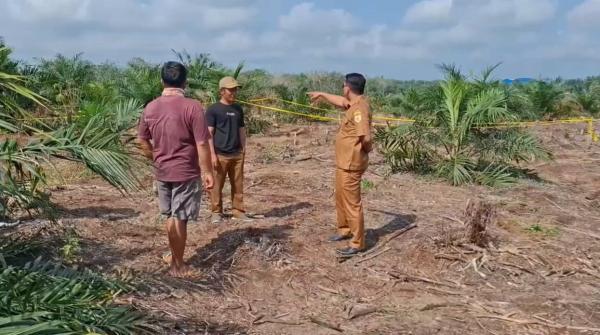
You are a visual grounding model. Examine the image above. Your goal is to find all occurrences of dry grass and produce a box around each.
[10,123,600,335]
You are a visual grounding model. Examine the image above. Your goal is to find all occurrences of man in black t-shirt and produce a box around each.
[206,77,251,223]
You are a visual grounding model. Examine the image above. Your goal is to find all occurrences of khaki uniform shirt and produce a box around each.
[335,96,372,171]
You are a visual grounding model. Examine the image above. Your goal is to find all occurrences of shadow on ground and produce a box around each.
[147,317,247,335]
[365,210,417,250]
[79,238,156,269]
[57,205,139,220]
[175,224,294,292]
[263,202,313,218]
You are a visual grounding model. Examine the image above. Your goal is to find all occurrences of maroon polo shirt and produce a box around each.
[138,95,209,182]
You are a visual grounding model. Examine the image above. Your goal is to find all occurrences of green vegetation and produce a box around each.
[376,65,552,186]
[0,40,597,333]
[527,224,560,237]
[4,41,598,209]
[361,179,375,192]
[60,228,81,263]
[0,43,151,334]
[0,258,149,334]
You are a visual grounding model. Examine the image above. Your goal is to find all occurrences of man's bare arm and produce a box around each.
[307,92,350,109]
[137,138,153,160]
[208,127,219,170]
[239,127,246,153]
[197,142,214,190]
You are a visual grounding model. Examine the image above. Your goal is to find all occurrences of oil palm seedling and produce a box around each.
[377,64,550,186]
[0,48,143,219]
[0,47,150,334]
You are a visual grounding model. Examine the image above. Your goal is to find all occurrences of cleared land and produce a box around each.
[15,122,600,334]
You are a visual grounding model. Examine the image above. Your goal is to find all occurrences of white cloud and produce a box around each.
[404,0,452,25]
[469,0,556,27]
[279,2,355,34]
[215,31,254,52]
[0,0,596,79]
[405,0,556,28]
[7,0,90,21]
[6,0,258,32]
[568,0,600,30]
[399,0,557,62]
[262,5,432,62]
[198,7,258,30]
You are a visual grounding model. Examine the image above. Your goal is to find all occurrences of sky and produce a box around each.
[1,0,600,80]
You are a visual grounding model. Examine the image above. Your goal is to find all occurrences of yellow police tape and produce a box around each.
[248,97,416,122]
[10,98,598,142]
[240,98,599,142]
[241,100,339,122]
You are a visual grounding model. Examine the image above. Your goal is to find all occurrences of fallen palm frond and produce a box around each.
[0,257,151,334]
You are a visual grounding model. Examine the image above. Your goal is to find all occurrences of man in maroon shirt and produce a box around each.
[138,61,214,277]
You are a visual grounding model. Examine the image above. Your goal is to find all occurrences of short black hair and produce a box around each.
[161,61,187,88]
[345,73,366,95]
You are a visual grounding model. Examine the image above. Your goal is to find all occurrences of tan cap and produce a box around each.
[219,76,242,89]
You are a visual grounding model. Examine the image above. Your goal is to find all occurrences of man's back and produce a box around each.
[138,95,208,182]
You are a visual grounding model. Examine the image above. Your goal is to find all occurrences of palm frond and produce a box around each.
[465,88,511,126]
[232,62,245,79]
[0,259,149,335]
[23,115,142,192]
[375,125,432,172]
[476,129,551,164]
[474,163,516,187]
[0,313,71,335]
[477,62,502,85]
[437,63,464,81]
[0,72,48,108]
[439,76,466,132]
[435,155,475,185]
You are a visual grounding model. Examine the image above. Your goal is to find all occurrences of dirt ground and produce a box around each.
[36,123,600,334]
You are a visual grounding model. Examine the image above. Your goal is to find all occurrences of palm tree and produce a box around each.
[568,82,600,116]
[378,65,550,186]
[519,80,565,119]
[0,45,149,334]
[120,58,162,106]
[172,49,244,104]
[30,54,95,120]
[0,47,142,220]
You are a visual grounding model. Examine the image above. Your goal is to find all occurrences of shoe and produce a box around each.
[336,247,363,256]
[211,213,223,224]
[328,234,352,242]
[232,213,253,222]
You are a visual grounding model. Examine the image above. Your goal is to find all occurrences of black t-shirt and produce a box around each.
[206,102,245,155]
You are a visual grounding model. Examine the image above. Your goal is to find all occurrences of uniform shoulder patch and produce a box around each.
[353,110,362,123]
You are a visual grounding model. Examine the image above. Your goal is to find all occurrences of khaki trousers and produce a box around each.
[335,168,366,250]
[211,153,245,216]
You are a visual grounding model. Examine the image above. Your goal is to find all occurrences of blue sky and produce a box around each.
[1,0,600,80]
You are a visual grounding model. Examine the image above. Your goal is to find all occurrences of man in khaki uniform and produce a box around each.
[308,73,372,256]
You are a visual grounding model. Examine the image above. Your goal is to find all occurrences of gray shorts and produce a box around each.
[157,179,201,221]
